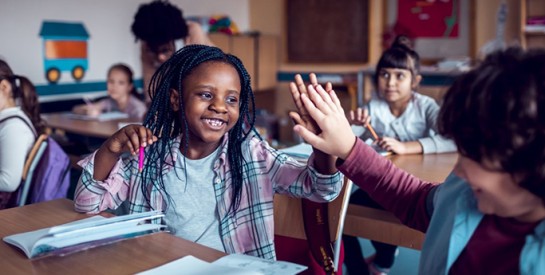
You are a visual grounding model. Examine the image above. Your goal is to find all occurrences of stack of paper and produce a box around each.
[137,254,307,275]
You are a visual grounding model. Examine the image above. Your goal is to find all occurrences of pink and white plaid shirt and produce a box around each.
[74,134,343,260]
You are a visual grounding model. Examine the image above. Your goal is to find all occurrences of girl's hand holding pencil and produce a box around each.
[104,124,158,157]
[82,96,101,117]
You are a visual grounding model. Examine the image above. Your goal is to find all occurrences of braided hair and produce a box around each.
[141,45,256,213]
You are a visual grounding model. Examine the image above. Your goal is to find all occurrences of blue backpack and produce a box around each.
[0,116,70,207]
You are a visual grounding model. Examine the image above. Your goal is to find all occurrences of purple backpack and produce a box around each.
[29,135,70,204]
[0,116,70,206]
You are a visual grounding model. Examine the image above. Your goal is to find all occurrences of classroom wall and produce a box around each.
[0,0,249,101]
[249,0,523,64]
[474,0,521,58]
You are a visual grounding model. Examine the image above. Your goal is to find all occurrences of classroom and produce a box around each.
[1,0,544,274]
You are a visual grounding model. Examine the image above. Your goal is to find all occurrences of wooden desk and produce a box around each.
[0,199,225,274]
[343,153,458,250]
[42,113,137,139]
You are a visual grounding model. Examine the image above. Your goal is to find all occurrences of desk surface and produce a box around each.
[42,113,138,139]
[0,199,225,275]
[343,152,458,250]
[389,152,458,183]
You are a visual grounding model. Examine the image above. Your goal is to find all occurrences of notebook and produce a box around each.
[64,111,129,121]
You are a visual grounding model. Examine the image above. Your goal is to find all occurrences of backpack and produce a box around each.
[0,115,70,207]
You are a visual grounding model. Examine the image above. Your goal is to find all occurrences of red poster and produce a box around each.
[397,0,459,38]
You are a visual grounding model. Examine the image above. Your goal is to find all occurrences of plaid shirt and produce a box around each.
[75,134,343,260]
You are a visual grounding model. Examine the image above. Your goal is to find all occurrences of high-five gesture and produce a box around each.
[293,84,357,160]
[289,73,333,135]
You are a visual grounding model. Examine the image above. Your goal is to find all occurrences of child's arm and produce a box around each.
[289,74,337,174]
[293,84,434,231]
[74,125,157,213]
[93,125,157,180]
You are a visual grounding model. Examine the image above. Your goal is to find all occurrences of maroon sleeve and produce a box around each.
[337,138,436,232]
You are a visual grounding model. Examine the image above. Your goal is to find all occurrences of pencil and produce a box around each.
[138,146,144,173]
[365,123,379,140]
[82,96,93,107]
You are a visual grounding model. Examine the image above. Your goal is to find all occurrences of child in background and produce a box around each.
[131,0,213,103]
[0,59,44,205]
[343,35,456,275]
[349,35,455,155]
[292,47,545,274]
[74,45,343,260]
[72,64,147,120]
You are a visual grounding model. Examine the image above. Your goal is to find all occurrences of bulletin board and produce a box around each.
[386,0,473,59]
[287,0,369,63]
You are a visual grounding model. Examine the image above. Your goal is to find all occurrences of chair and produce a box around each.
[274,178,353,273]
[17,134,48,206]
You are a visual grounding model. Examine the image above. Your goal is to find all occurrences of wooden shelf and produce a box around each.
[209,33,279,92]
[520,0,545,49]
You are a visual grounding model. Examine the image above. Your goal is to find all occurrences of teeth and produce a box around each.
[204,119,224,127]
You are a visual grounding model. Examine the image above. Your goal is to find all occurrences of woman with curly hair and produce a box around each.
[131,0,213,103]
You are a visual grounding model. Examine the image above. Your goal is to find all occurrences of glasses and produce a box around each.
[144,42,175,59]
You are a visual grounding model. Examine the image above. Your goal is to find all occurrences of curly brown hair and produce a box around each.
[439,47,545,200]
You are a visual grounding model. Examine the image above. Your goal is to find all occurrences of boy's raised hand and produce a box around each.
[105,125,158,156]
[293,84,356,160]
[289,73,333,135]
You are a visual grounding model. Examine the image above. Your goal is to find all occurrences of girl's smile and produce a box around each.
[176,61,241,155]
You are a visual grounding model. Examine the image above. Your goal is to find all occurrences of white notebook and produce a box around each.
[64,111,129,121]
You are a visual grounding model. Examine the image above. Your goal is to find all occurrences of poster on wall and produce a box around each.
[387,0,469,59]
[397,0,459,38]
[39,21,89,84]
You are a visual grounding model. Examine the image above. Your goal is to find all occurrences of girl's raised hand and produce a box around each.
[348,107,371,126]
[289,73,333,135]
[293,84,356,160]
[104,124,158,156]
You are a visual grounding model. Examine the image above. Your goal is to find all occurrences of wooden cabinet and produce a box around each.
[520,0,545,49]
[209,33,278,92]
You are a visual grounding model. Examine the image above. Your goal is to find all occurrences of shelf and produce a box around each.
[520,0,545,49]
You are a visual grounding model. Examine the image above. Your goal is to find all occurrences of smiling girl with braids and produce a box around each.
[74,45,343,259]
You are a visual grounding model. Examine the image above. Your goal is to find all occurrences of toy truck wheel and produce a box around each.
[46,68,61,83]
[72,66,85,81]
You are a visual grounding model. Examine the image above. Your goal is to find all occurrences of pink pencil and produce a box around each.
[138,146,144,173]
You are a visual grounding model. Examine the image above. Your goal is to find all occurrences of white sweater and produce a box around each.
[0,107,36,192]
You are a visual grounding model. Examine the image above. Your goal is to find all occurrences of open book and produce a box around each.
[64,111,129,121]
[3,211,165,259]
[137,254,307,275]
